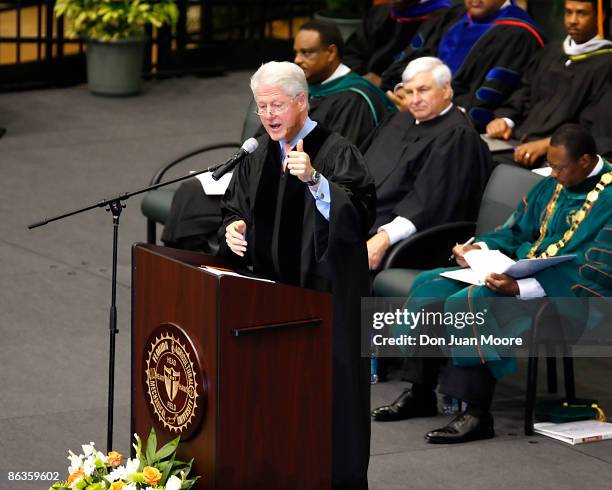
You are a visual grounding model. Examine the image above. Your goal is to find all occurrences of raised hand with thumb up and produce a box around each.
[286,139,315,184]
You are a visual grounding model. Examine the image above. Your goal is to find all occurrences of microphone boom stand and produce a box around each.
[28,161,233,452]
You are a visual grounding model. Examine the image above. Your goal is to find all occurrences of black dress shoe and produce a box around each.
[371,389,437,421]
[425,411,494,444]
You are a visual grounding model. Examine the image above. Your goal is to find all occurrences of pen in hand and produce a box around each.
[449,236,475,262]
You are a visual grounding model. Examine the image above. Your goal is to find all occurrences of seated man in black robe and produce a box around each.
[363,57,492,270]
[380,0,544,131]
[343,0,453,86]
[486,0,612,167]
[295,20,396,148]
[222,61,375,489]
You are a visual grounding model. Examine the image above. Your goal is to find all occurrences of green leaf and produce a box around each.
[154,436,180,462]
[145,427,158,464]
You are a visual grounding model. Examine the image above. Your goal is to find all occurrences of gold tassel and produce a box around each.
[592,403,607,422]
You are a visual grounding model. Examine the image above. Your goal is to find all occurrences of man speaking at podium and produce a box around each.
[221,61,376,489]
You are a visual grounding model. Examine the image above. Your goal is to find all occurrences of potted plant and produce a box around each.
[315,0,369,40]
[54,0,179,95]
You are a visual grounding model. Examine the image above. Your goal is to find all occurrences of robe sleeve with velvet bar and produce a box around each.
[380,5,464,91]
[494,43,612,141]
[343,3,449,77]
[220,124,375,489]
[380,4,543,131]
[364,107,492,234]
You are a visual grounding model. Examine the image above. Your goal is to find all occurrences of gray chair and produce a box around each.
[373,163,545,296]
[141,98,261,244]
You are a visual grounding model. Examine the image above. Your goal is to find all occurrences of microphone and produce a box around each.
[211,137,259,181]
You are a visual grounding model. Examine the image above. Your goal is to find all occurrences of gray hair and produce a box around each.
[250,61,308,98]
[401,57,452,88]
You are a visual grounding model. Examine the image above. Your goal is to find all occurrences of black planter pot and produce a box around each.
[86,38,146,96]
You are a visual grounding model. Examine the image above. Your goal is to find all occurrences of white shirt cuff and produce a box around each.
[378,216,417,246]
[308,174,331,221]
[502,117,515,129]
[475,241,489,251]
[516,278,546,300]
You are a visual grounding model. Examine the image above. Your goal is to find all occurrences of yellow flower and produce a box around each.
[107,451,123,467]
[142,466,162,486]
[110,482,125,490]
[66,468,84,485]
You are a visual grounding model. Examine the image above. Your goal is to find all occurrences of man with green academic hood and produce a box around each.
[294,20,396,149]
[372,124,611,444]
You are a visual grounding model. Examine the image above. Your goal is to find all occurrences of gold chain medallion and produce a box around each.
[528,171,611,258]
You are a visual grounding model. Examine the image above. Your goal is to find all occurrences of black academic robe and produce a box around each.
[380,5,543,130]
[495,42,612,141]
[580,84,612,159]
[161,179,222,252]
[220,124,376,489]
[309,88,390,149]
[343,4,447,77]
[362,106,492,233]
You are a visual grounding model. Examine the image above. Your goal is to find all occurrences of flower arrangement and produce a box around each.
[49,428,199,490]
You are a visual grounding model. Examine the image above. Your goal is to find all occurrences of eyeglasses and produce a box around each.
[254,96,297,116]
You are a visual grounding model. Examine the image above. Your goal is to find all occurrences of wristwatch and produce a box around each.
[306,169,321,186]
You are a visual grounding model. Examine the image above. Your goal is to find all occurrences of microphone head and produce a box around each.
[241,137,259,154]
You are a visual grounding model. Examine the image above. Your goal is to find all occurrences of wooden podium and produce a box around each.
[131,244,333,489]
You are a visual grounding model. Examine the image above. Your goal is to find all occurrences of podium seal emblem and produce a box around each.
[144,324,206,437]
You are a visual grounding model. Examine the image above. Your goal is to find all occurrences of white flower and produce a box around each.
[82,442,97,457]
[125,457,140,475]
[67,450,83,474]
[108,457,140,482]
[132,433,142,455]
[124,484,138,490]
[166,475,182,490]
[83,455,96,476]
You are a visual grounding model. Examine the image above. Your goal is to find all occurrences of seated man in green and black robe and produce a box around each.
[371,124,611,444]
[295,19,396,148]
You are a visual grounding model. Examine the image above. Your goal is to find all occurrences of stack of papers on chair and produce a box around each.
[534,420,612,444]
[440,249,575,285]
[194,171,233,195]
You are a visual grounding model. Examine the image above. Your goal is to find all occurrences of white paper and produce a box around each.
[441,250,576,285]
[534,420,612,445]
[194,171,233,195]
[199,266,275,283]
